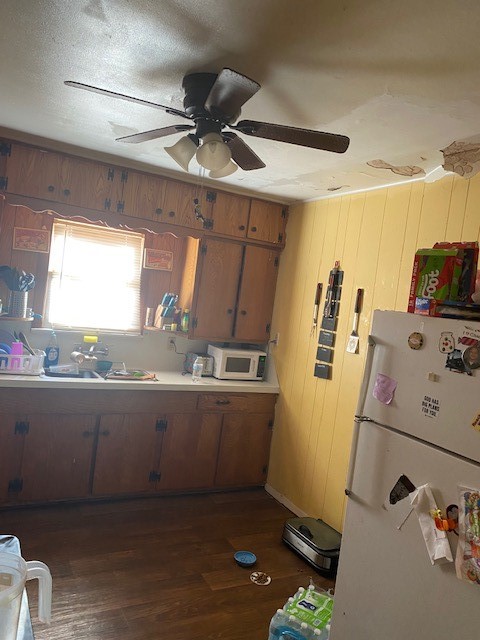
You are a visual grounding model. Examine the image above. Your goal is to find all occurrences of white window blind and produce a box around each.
[46,220,144,332]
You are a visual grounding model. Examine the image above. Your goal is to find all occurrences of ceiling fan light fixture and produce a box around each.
[196,132,232,171]
[165,134,198,172]
[209,160,239,178]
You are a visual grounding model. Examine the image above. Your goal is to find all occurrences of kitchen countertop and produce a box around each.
[0,370,280,393]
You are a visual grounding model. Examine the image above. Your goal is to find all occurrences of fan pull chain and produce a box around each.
[193,168,209,228]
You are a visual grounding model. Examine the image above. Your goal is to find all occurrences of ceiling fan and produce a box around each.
[65,68,350,178]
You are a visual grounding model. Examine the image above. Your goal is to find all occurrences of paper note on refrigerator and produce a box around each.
[410,483,453,565]
[373,373,397,405]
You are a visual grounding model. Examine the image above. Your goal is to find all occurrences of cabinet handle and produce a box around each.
[240,310,247,316]
[239,225,245,231]
[101,429,110,436]
[227,309,233,315]
[47,185,55,192]
[251,226,257,232]
[168,211,175,218]
[155,208,163,215]
[215,399,231,405]
[63,188,71,197]
[82,430,95,437]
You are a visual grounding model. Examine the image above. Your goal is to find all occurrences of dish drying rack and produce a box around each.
[0,349,45,375]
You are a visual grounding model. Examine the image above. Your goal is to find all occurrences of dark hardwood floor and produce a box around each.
[1,490,335,640]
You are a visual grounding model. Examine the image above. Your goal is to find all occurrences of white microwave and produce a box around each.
[207,345,267,381]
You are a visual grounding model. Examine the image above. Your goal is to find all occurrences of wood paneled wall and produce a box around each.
[267,173,480,533]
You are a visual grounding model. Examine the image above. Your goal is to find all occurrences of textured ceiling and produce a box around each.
[1,0,480,203]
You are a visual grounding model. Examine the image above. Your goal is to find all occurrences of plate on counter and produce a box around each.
[105,369,156,381]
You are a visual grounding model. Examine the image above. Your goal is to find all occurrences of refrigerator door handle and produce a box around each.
[345,336,376,498]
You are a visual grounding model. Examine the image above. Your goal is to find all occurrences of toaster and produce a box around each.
[184,352,214,376]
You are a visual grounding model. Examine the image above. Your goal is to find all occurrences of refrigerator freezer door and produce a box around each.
[329,421,480,640]
[362,311,480,463]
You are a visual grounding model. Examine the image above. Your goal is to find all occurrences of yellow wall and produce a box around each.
[268,173,480,533]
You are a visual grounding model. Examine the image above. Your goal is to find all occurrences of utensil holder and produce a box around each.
[8,291,28,318]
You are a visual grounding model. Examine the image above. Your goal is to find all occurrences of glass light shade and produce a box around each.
[196,133,232,171]
[209,160,238,178]
[165,135,197,172]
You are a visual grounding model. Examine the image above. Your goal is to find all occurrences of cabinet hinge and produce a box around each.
[192,317,198,329]
[262,465,268,475]
[277,233,283,243]
[200,244,207,255]
[281,207,288,218]
[268,419,274,429]
[149,470,161,482]
[14,420,29,435]
[155,418,167,432]
[121,170,129,183]
[8,478,23,493]
[116,201,125,213]
[206,191,217,202]
[0,142,12,156]
[202,218,214,230]
[107,168,115,181]
[274,256,279,267]
[104,198,111,211]
[265,323,271,334]
[0,176,8,190]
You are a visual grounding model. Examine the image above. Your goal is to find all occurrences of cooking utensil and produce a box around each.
[346,288,364,354]
[311,282,323,335]
[19,331,36,356]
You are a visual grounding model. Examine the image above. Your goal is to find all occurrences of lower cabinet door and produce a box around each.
[19,414,97,502]
[158,413,222,491]
[93,414,162,496]
[215,413,273,487]
[0,414,25,504]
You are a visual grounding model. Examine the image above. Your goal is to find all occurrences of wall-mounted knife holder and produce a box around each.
[314,261,344,380]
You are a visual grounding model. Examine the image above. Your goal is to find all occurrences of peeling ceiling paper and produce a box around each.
[367,159,425,177]
[441,140,480,178]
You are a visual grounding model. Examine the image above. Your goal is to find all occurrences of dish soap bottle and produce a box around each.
[192,356,203,383]
[45,331,59,367]
[181,309,190,333]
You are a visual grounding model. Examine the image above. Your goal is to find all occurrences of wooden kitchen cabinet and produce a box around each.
[5,143,123,212]
[157,413,222,491]
[92,413,162,496]
[235,245,280,341]
[215,413,273,487]
[4,414,96,503]
[191,238,244,340]
[208,190,250,238]
[191,239,279,342]
[247,198,287,244]
[0,388,276,506]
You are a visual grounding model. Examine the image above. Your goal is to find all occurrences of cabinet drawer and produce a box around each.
[197,393,276,413]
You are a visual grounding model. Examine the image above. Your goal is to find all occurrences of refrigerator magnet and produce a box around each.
[462,345,480,371]
[408,332,424,350]
[438,331,455,354]
[471,413,480,432]
[373,373,397,405]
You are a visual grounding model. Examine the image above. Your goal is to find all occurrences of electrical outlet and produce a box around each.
[168,338,176,351]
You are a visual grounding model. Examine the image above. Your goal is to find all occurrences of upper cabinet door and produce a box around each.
[192,239,243,340]
[208,190,250,238]
[162,180,213,230]
[235,245,279,342]
[6,144,123,212]
[247,199,288,245]
[120,169,168,220]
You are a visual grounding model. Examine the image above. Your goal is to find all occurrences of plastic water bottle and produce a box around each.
[44,331,59,367]
[192,356,203,382]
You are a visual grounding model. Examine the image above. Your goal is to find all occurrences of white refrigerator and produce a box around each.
[329,310,480,640]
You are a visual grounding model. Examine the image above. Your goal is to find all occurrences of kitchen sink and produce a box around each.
[43,370,103,379]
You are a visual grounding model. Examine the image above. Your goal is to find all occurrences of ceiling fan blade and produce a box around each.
[205,69,260,121]
[223,132,266,170]
[235,120,350,154]
[64,81,189,120]
[116,125,195,144]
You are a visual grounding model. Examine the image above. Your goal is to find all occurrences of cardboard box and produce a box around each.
[408,248,462,313]
[433,241,479,302]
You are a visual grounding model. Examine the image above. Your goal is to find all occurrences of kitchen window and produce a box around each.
[45,220,144,332]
